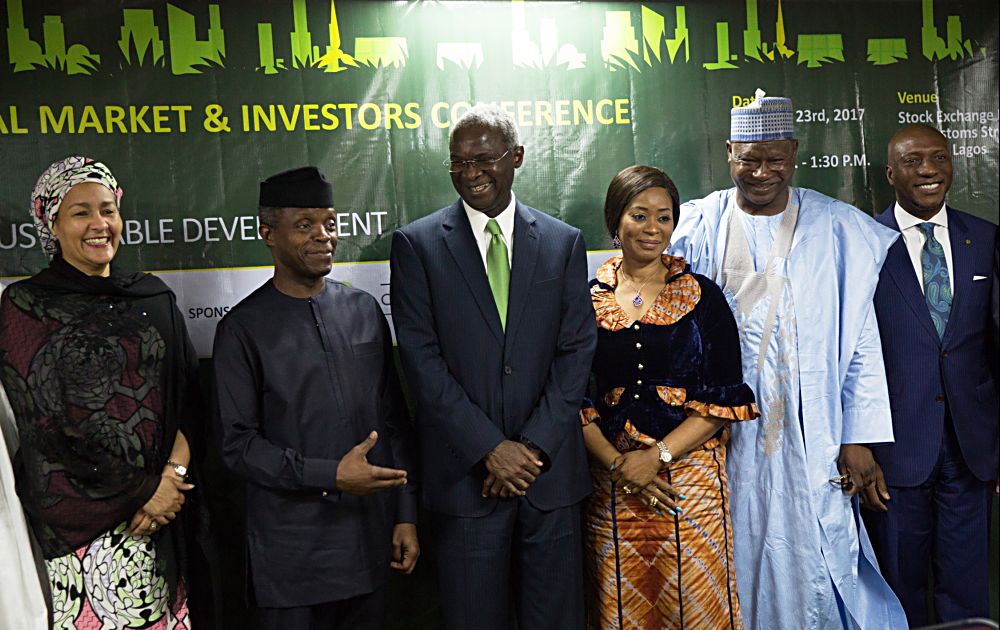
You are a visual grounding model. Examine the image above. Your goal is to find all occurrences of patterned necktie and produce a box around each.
[917,222,951,338]
[485,219,510,330]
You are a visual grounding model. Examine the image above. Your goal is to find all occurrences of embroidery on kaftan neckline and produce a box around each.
[719,189,801,457]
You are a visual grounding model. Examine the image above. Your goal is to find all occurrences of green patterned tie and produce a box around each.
[485,219,510,330]
[917,222,952,338]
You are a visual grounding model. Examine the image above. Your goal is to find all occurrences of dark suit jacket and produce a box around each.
[390,200,596,516]
[872,206,999,485]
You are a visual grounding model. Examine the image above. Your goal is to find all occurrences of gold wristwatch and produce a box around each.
[655,441,672,467]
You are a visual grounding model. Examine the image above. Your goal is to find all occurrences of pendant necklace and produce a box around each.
[619,268,659,307]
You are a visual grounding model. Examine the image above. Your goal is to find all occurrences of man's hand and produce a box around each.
[837,444,890,511]
[482,440,543,497]
[390,523,420,574]
[336,431,408,496]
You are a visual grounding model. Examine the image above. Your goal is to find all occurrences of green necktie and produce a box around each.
[485,219,510,330]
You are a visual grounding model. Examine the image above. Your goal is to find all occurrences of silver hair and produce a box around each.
[450,104,520,149]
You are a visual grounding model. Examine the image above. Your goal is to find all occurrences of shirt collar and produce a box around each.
[894,202,948,232]
[464,192,517,241]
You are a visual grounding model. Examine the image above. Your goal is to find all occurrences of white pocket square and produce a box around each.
[973,275,987,281]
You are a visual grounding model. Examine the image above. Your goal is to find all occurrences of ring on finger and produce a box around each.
[622,485,632,495]
[649,496,659,508]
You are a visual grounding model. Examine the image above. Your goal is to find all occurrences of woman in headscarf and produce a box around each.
[580,165,759,629]
[0,156,201,629]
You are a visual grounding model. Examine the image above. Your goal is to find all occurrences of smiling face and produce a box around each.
[51,182,122,277]
[886,125,953,220]
[261,207,338,295]
[449,124,524,218]
[728,139,798,215]
[616,187,674,267]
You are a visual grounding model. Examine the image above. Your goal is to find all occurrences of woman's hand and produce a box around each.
[612,447,683,513]
[639,476,684,514]
[611,447,660,490]
[140,473,194,523]
[129,509,160,536]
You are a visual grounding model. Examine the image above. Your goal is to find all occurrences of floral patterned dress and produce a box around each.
[581,254,759,630]
[0,258,198,629]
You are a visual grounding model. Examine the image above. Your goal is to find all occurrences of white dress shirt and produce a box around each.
[893,202,953,294]
[463,193,516,270]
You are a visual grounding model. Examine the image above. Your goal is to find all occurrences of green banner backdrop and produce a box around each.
[2,3,999,626]
[1,0,998,354]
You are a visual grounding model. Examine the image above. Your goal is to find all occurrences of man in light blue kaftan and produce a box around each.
[670,91,908,630]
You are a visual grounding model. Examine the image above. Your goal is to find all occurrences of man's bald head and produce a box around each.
[886,124,953,220]
[887,124,947,159]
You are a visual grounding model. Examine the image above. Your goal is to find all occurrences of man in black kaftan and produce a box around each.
[212,167,418,630]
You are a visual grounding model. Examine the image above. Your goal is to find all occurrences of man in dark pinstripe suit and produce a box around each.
[864,124,999,626]
[390,104,596,630]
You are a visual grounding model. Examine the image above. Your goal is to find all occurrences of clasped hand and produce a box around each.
[130,469,194,536]
[482,440,543,498]
[612,447,683,514]
[837,443,890,512]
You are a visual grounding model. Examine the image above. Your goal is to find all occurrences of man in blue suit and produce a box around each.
[390,105,596,630]
[865,124,999,626]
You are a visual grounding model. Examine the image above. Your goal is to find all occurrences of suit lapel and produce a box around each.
[942,207,971,345]
[505,203,539,338]
[441,201,504,343]
[877,207,940,341]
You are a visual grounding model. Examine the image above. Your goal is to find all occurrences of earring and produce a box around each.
[612,234,621,248]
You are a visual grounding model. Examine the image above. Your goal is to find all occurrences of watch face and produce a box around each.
[657,443,671,464]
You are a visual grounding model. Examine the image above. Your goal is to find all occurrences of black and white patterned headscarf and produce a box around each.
[30,156,123,259]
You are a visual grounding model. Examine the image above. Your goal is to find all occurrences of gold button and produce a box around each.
[638,364,644,370]
[633,324,640,330]
[637,379,642,385]
[635,342,642,349]
[321,491,329,497]
[633,394,640,400]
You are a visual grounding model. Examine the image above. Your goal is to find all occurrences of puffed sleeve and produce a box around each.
[684,276,760,422]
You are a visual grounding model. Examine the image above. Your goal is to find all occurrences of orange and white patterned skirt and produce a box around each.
[584,437,743,630]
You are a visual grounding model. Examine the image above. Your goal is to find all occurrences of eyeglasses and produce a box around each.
[444,149,512,173]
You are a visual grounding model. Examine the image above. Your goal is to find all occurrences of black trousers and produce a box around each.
[433,499,585,630]
[258,589,385,630]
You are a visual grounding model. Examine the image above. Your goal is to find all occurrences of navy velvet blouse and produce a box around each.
[583,255,757,444]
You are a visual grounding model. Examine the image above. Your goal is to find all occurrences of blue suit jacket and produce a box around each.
[871,206,999,485]
[390,200,596,516]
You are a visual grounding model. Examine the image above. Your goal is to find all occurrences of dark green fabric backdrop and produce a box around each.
[2,1,997,626]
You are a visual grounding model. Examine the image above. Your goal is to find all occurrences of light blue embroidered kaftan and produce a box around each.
[671,187,907,630]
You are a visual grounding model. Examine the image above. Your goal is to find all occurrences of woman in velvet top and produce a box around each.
[580,165,759,630]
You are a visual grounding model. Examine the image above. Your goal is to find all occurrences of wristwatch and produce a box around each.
[655,441,672,467]
[166,460,188,478]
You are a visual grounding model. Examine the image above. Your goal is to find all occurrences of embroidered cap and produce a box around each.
[730,88,795,142]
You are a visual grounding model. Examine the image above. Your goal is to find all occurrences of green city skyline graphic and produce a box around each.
[3,0,987,77]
